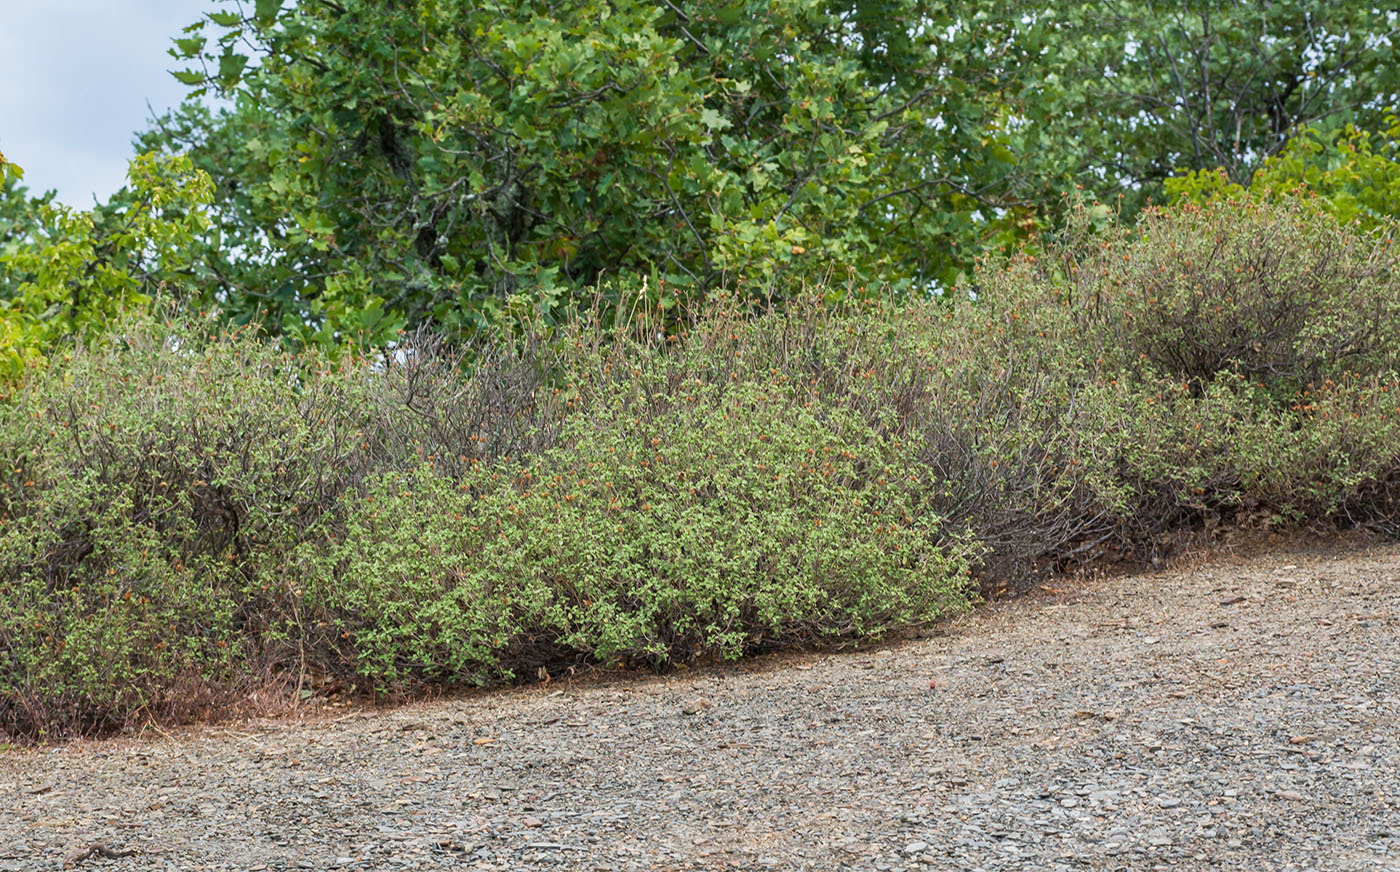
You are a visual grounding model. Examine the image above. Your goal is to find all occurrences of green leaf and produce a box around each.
[172,36,207,58]
[218,52,249,86]
[699,108,731,132]
[255,0,281,24]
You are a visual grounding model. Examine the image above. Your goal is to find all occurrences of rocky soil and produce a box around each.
[4,542,1398,872]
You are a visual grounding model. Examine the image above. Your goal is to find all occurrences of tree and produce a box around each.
[147,0,1056,342]
[1167,113,1400,232]
[1035,1,1400,206]
[0,153,212,381]
[139,0,1400,341]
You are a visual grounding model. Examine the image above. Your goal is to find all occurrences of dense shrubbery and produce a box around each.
[3,194,1399,740]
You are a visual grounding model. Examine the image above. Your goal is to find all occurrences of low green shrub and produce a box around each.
[969,193,1400,543]
[3,193,1399,740]
[310,380,975,688]
[0,318,365,736]
[0,309,982,737]
[1028,196,1400,394]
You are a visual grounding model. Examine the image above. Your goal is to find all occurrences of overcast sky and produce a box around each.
[0,1,210,207]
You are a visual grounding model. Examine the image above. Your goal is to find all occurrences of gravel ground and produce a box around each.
[4,542,1398,872]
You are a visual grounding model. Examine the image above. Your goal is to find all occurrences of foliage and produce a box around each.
[1167,114,1400,231]
[0,154,213,383]
[971,194,1400,535]
[1054,196,1400,391]
[0,303,982,738]
[0,316,365,736]
[1034,1,1400,212]
[317,380,975,685]
[4,195,1400,740]
[0,168,50,373]
[144,0,1062,341]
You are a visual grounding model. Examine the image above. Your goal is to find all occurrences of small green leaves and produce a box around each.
[0,152,213,381]
[1170,116,1400,234]
[0,150,20,182]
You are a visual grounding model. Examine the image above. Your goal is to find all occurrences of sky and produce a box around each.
[0,0,210,207]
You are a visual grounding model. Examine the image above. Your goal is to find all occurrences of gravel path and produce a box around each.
[5,543,1398,872]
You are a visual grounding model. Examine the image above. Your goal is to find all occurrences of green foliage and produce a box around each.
[0,150,19,184]
[1168,115,1400,231]
[0,315,378,736]
[5,195,1400,740]
[0,154,213,383]
[971,194,1400,535]
[144,0,1060,340]
[0,303,983,737]
[1047,196,1400,392]
[1034,1,1400,212]
[317,380,974,686]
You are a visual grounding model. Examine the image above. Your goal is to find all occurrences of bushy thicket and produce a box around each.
[0,305,980,738]
[3,195,1399,740]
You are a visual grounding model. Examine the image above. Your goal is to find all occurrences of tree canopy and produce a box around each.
[145,0,1072,342]
[5,0,1398,348]
[1043,1,1400,204]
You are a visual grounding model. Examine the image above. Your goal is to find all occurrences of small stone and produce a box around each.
[1059,798,1079,808]
[904,841,929,855]
[1276,790,1306,801]
[1159,797,1182,809]
[522,816,543,828]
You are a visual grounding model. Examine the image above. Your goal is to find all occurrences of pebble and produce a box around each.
[1,549,1395,872]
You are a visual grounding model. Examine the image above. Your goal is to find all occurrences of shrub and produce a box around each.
[971,194,1400,540]
[1047,197,1399,393]
[310,380,976,688]
[0,317,365,736]
[3,194,1399,740]
[0,306,981,738]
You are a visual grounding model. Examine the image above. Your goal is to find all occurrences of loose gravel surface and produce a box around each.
[5,543,1399,872]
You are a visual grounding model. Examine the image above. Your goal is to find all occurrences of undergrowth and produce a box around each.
[2,194,1398,740]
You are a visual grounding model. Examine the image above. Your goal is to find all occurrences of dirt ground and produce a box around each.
[4,540,1398,871]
